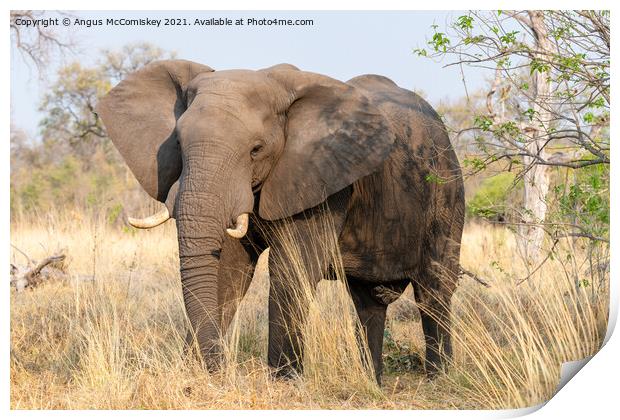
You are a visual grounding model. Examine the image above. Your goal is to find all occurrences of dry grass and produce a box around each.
[10,211,609,409]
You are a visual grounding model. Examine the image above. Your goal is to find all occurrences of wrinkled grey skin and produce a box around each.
[96,60,464,383]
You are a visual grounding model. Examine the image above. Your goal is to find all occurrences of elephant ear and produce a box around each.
[96,59,214,203]
[258,69,396,220]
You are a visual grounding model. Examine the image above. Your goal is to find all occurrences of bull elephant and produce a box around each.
[96,60,464,383]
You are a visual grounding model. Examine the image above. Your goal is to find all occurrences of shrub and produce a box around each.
[467,173,517,221]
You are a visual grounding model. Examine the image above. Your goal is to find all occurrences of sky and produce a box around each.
[10,10,486,140]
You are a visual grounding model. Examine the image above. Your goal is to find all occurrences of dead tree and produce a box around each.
[10,246,67,291]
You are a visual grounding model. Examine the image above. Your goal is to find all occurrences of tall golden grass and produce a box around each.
[10,210,608,409]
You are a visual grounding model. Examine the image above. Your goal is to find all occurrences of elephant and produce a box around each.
[96,60,465,383]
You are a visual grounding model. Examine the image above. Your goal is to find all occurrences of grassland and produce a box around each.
[10,211,609,409]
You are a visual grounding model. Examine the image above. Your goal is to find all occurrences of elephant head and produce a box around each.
[96,60,396,364]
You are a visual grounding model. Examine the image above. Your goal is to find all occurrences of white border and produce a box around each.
[4,1,617,418]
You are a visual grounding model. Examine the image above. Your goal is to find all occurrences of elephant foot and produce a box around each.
[424,366,440,379]
[183,348,223,373]
[183,330,224,372]
[269,364,301,381]
[374,373,383,386]
[204,354,224,373]
[424,354,449,379]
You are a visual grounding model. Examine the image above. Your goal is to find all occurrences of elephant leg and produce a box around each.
[267,188,351,378]
[347,279,388,383]
[412,274,456,377]
[218,236,259,332]
[413,217,461,377]
[347,278,409,384]
[184,236,258,358]
[267,260,315,378]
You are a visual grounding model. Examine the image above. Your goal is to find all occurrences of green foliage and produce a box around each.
[11,152,125,214]
[467,172,518,220]
[529,58,550,75]
[464,35,484,45]
[424,172,448,185]
[499,31,519,45]
[457,15,474,30]
[474,115,493,131]
[34,42,175,165]
[496,56,512,69]
[382,329,423,374]
[107,203,123,225]
[19,176,44,211]
[121,225,137,235]
[583,112,595,123]
[416,11,609,250]
[39,63,112,157]
[12,42,174,220]
[493,121,520,138]
[551,164,609,238]
[428,27,451,52]
[463,157,487,172]
[589,97,606,109]
[523,108,536,121]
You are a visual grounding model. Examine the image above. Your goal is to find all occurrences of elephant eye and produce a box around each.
[250,144,263,159]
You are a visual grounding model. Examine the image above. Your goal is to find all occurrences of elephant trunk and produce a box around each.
[175,147,254,367]
[176,189,225,366]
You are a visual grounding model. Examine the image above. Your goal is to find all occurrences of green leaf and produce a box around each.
[523,108,536,121]
[499,30,519,44]
[425,172,448,184]
[429,31,451,52]
[457,15,474,30]
[583,112,595,123]
[474,115,493,131]
[530,59,550,75]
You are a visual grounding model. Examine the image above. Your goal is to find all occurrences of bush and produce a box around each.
[467,172,517,221]
[550,163,609,239]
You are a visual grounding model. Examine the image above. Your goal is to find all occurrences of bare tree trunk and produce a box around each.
[518,11,552,271]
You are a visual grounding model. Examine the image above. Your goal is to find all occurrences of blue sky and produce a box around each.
[11,10,486,140]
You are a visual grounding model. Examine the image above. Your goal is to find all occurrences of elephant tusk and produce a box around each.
[226,213,249,239]
[127,208,171,229]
